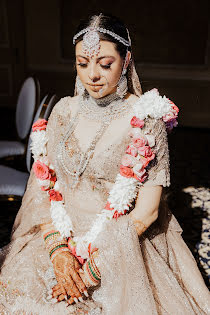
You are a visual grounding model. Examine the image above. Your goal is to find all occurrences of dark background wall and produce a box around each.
[0,0,210,128]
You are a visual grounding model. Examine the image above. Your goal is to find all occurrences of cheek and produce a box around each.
[104,64,122,85]
[76,67,87,83]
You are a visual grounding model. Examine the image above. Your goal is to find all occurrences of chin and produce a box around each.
[87,88,115,99]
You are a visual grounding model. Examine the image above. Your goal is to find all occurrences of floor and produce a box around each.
[0,107,209,289]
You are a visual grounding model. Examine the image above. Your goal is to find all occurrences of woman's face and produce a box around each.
[75,40,125,98]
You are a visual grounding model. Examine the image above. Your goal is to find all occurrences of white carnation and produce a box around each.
[133,88,172,120]
[50,201,73,238]
[30,131,48,160]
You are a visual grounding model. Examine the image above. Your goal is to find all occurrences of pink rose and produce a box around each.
[138,145,153,158]
[129,128,142,139]
[134,171,148,183]
[33,160,51,180]
[132,137,148,148]
[119,165,134,178]
[133,164,146,181]
[32,119,48,132]
[126,145,138,157]
[48,189,63,201]
[139,153,155,167]
[130,116,144,128]
[139,156,150,168]
[121,154,136,167]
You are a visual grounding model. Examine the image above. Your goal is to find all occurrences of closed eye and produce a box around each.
[77,63,87,67]
[100,64,111,69]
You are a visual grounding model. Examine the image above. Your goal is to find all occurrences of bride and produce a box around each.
[0,13,210,315]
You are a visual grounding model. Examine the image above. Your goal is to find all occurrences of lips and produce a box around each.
[87,84,104,92]
[88,84,103,87]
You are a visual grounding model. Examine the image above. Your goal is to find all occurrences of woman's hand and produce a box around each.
[78,249,101,288]
[51,251,88,305]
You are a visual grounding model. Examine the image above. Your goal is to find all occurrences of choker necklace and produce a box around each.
[79,91,131,123]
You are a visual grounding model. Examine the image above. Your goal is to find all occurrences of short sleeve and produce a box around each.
[142,117,170,187]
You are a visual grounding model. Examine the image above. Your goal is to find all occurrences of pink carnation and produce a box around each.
[130,116,144,128]
[33,160,51,180]
[105,202,114,211]
[163,101,179,122]
[32,119,48,132]
[113,210,125,221]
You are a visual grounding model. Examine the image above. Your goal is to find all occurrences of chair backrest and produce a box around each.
[26,94,58,172]
[16,77,40,141]
[43,94,58,120]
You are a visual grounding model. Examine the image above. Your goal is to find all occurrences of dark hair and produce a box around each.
[74,13,130,60]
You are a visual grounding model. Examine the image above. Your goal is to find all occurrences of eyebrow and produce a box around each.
[76,55,115,61]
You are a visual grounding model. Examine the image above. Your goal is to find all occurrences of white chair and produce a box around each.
[0,94,58,197]
[0,77,40,159]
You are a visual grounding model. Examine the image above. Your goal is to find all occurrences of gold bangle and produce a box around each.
[133,219,148,234]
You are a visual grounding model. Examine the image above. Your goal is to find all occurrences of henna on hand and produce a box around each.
[52,251,87,303]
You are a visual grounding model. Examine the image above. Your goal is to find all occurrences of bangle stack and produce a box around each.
[42,229,69,262]
[83,250,101,286]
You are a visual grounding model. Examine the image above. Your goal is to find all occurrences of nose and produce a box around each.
[88,62,100,82]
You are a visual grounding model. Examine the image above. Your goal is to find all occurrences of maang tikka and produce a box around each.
[73,13,131,97]
[73,14,131,58]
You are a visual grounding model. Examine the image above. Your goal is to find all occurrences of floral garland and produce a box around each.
[30,88,179,261]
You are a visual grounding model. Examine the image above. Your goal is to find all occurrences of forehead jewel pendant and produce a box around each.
[82,27,100,58]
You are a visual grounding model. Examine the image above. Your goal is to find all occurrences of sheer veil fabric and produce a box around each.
[0,37,210,315]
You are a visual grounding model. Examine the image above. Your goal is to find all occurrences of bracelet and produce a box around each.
[50,247,70,262]
[42,228,70,262]
[83,250,101,286]
[133,219,148,234]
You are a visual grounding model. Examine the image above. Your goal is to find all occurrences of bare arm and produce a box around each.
[128,185,163,235]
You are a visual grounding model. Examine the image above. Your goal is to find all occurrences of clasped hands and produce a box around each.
[48,250,99,306]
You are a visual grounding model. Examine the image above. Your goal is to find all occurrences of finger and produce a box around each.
[52,287,66,298]
[74,259,81,271]
[67,296,74,305]
[78,269,92,289]
[70,269,86,294]
[64,277,82,299]
[57,293,67,302]
[52,284,60,291]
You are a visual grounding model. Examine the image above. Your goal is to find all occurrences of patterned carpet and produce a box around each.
[0,118,209,289]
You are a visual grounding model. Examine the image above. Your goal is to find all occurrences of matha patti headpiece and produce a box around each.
[73,14,131,57]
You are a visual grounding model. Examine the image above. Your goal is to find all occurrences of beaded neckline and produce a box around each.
[86,90,121,107]
[79,91,131,123]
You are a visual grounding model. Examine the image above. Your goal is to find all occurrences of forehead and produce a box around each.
[75,40,120,58]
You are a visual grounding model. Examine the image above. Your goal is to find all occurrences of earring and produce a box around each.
[76,75,85,95]
[116,69,128,98]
